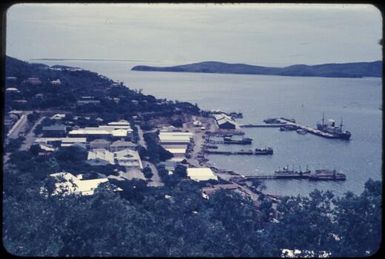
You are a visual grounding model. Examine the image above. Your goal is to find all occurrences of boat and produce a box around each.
[204,144,218,149]
[308,169,346,181]
[316,113,351,140]
[280,125,298,131]
[237,149,254,155]
[264,118,281,124]
[223,136,252,145]
[296,128,308,135]
[280,117,296,123]
[254,147,273,155]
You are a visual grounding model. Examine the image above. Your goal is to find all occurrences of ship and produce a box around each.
[264,118,282,124]
[296,128,308,135]
[274,166,311,179]
[308,169,346,181]
[223,136,253,145]
[316,113,351,140]
[279,125,298,131]
[254,147,273,155]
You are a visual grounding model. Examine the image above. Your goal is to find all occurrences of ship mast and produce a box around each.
[340,117,343,130]
[322,112,325,125]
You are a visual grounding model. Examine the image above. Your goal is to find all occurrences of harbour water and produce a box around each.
[38,60,382,196]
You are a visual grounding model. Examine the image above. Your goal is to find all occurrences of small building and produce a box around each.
[42,124,67,137]
[76,96,100,105]
[26,77,42,85]
[114,149,143,169]
[89,139,111,150]
[217,118,237,129]
[187,167,218,182]
[87,149,115,166]
[109,140,137,152]
[5,87,20,93]
[50,79,61,86]
[50,113,66,120]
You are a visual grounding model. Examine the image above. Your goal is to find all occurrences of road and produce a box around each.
[6,111,31,139]
[143,161,164,187]
[20,116,46,151]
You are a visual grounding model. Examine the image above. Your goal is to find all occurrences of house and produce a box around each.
[77,96,101,105]
[5,87,20,93]
[109,140,137,152]
[50,79,61,86]
[89,139,111,150]
[50,113,66,120]
[47,172,110,196]
[87,149,115,166]
[186,167,218,182]
[42,124,67,137]
[26,77,42,85]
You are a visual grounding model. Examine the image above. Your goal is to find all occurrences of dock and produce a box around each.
[230,171,346,182]
[277,118,336,138]
[240,123,286,128]
[205,149,254,155]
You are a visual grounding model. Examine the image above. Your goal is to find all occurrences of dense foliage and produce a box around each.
[4,153,382,257]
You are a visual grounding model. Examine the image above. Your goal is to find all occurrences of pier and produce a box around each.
[240,123,286,128]
[205,149,254,155]
[277,118,336,138]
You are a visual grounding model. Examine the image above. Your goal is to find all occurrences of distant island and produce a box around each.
[132,60,382,78]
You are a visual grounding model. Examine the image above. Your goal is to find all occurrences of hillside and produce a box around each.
[132,61,382,78]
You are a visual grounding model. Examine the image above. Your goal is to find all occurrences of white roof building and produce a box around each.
[87,148,143,169]
[114,149,143,169]
[35,137,87,148]
[159,132,193,145]
[50,113,66,120]
[48,172,109,196]
[187,168,218,182]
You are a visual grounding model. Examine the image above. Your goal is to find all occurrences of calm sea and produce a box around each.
[38,60,382,196]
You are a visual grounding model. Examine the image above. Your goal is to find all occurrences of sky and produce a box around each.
[6,3,383,67]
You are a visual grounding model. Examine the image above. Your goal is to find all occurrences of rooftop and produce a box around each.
[187,168,218,182]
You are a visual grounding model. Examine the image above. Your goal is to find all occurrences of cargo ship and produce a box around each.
[254,147,273,155]
[316,114,351,140]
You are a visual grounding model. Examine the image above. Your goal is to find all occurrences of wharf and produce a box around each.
[277,118,336,138]
[205,149,254,155]
[240,123,286,128]
[230,172,346,182]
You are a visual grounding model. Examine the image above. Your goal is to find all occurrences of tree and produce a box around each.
[143,166,153,179]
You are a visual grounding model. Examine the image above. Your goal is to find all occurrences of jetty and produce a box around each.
[230,169,346,182]
[276,118,336,138]
[240,123,286,128]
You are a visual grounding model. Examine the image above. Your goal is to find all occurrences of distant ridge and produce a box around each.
[132,61,382,78]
